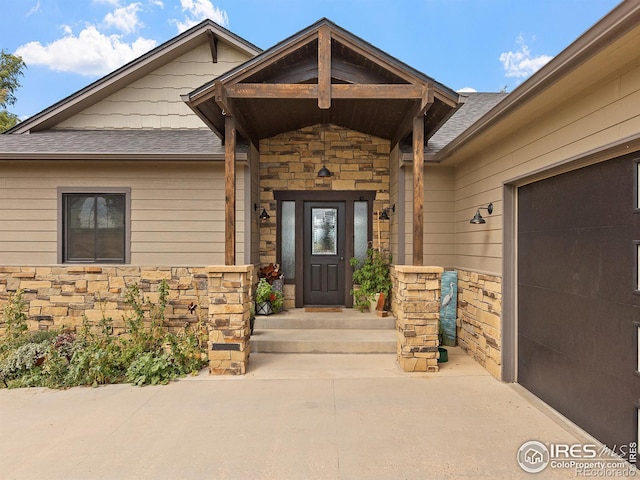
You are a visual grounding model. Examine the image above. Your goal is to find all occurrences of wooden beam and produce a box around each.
[227,83,318,99]
[214,84,259,148]
[412,115,424,266]
[390,84,434,148]
[225,83,423,100]
[331,84,423,99]
[225,116,236,266]
[317,25,331,109]
[207,31,218,63]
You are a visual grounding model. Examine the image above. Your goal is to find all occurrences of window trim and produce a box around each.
[57,187,131,264]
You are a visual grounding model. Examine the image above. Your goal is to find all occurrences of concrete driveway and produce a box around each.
[0,349,629,479]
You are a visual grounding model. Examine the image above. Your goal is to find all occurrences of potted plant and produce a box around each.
[255,278,274,315]
[349,248,392,312]
[255,278,284,315]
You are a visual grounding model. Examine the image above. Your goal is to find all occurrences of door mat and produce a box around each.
[304,307,342,313]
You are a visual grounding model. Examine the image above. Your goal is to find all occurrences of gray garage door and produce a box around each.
[518,153,639,450]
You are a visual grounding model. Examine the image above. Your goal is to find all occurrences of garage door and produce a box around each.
[518,153,640,450]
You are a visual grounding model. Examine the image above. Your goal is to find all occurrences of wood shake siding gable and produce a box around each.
[0,161,245,266]
[55,42,253,130]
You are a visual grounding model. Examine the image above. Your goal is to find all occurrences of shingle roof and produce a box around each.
[426,92,508,155]
[0,130,234,159]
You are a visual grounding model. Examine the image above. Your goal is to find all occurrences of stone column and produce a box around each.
[207,265,254,375]
[391,265,443,372]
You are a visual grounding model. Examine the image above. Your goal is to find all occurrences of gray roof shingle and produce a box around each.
[426,92,508,155]
[0,129,230,159]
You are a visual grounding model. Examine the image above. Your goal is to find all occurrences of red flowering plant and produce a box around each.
[255,278,284,313]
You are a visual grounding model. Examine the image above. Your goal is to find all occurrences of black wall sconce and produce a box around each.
[470,203,493,224]
[379,205,395,220]
[254,203,270,220]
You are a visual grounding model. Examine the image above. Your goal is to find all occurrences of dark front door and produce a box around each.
[303,202,346,305]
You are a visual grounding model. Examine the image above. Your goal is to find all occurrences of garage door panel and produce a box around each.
[519,334,637,448]
[520,284,637,383]
[519,226,636,305]
[518,158,634,233]
[518,153,639,453]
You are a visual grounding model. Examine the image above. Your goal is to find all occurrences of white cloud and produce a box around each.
[173,0,229,32]
[499,34,552,79]
[15,25,156,77]
[457,87,477,93]
[104,3,143,34]
[26,0,41,16]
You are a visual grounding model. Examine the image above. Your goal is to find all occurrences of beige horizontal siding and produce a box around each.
[55,41,253,130]
[452,56,640,274]
[404,164,455,266]
[0,160,245,266]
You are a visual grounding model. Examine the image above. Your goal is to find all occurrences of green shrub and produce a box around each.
[0,280,207,389]
[126,351,173,386]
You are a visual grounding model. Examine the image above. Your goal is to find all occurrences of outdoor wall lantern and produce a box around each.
[254,203,271,220]
[317,165,332,177]
[379,204,395,220]
[470,203,493,224]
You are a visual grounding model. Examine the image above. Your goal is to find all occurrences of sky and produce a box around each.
[2,0,622,122]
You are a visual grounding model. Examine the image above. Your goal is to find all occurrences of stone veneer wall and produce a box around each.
[391,265,443,372]
[259,124,391,307]
[0,265,255,375]
[456,269,502,379]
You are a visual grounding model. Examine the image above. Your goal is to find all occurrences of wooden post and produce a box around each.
[318,26,331,109]
[413,115,424,266]
[225,116,236,266]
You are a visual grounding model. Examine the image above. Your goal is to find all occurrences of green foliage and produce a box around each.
[0,50,26,132]
[254,278,284,313]
[126,352,173,386]
[0,280,207,389]
[255,278,273,303]
[350,248,392,312]
[1,290,28,348]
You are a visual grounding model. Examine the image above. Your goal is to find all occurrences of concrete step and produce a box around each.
[250,328,397,354]
[253,309,395,330]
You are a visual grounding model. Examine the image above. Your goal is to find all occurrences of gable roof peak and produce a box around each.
[8,19,261,134]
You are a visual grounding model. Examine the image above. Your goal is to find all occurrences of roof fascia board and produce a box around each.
[192,27,323,95]
[0,152,247,162]
[435,1,640,162]
[9,20,261,134]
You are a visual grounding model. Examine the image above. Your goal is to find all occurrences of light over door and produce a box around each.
[303,202,346,305]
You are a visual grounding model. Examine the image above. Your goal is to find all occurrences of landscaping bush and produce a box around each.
[0,281,207,389]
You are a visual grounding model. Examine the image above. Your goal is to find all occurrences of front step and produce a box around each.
[250,329,396,354]
[250,308,397,354]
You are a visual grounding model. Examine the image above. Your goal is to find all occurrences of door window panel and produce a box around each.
[280,201,296,279]
[311,208,337,255]
[354,201,368,263]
